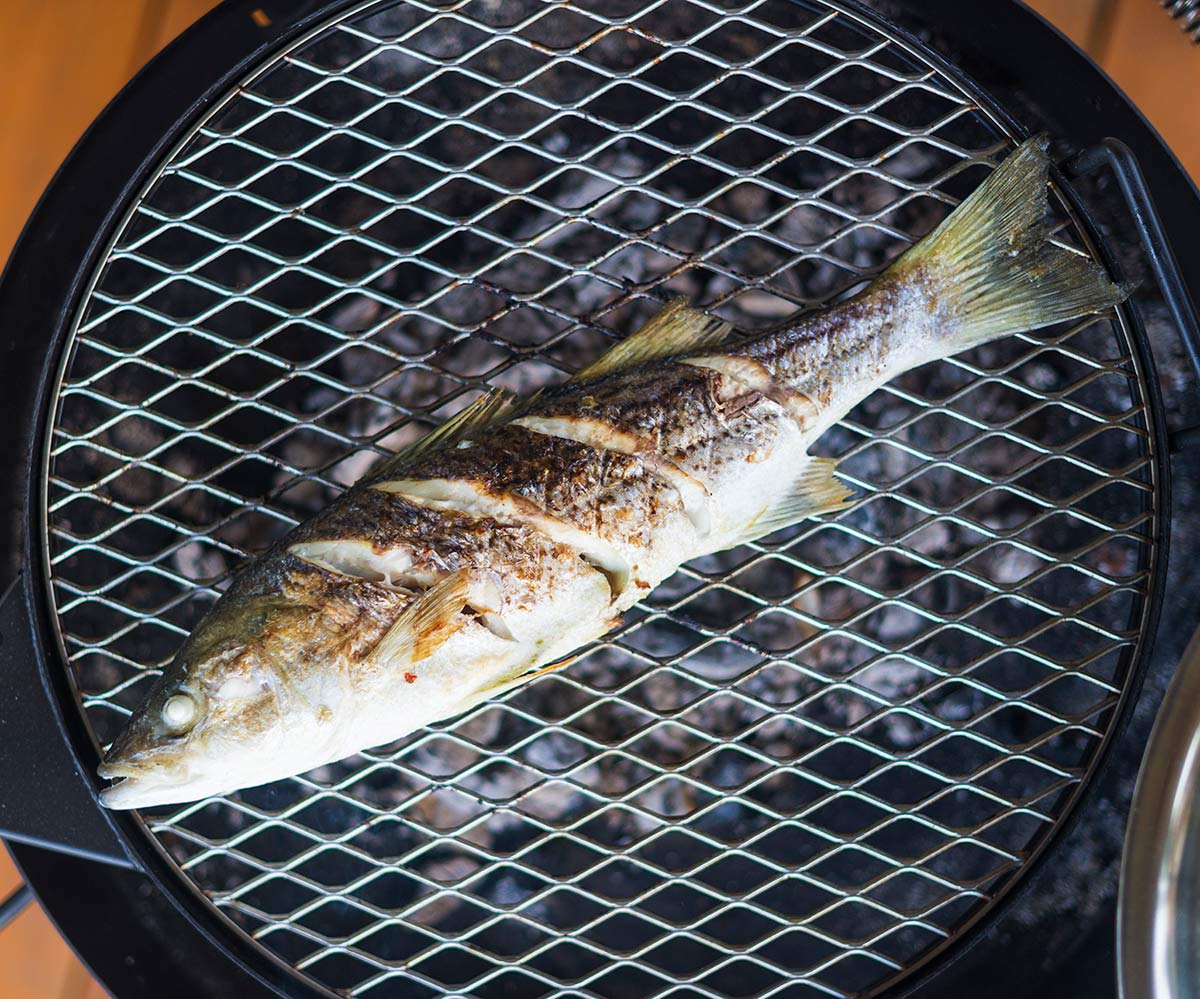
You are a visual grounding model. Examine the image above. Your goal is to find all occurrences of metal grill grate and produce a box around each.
[44,1,1156,995]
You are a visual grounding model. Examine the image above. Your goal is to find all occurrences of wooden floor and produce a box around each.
[1,0,1197,995]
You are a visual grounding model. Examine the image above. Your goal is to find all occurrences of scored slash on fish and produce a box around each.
[96,137,1126,809]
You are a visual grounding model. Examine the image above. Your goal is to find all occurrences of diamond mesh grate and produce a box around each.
[44,1,1156,996]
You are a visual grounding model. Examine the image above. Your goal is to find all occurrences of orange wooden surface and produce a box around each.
[1,1,1198,996]
[0,1,221,270]
[1028,0,1200,178]
[0,3,147,266]
[0,6,220,995]
[1102,0,1200,179]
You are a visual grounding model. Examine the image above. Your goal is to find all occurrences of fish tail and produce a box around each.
[891,136,1127,354]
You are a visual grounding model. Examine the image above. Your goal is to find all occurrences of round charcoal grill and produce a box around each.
[2,2,1200,997]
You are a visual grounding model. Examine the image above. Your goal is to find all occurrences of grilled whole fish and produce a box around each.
[98,139,1124,808]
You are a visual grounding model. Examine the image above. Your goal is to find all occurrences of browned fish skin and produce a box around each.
[525,361,797,490]
[291,486,584,594]
[727,271,928,425]
[529,362,732,461]
[388,422,685,554]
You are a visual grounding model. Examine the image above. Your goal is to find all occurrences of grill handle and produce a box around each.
[1162,0,1200,43]
[1068,138,1200,450]
[0,575,133,868]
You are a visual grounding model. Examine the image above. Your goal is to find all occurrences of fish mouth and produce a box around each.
[98,751,194,809]
[100,780,180,810]
[99,763,216,811]
[97,758,152,780]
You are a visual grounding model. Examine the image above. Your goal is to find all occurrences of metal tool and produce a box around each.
[1162,0,1200,43]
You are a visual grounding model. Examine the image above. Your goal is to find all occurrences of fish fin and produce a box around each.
[371,389,518,479]
[891,135,1127,354]
[570,299,733,382]
[372,568,472,666]
[729,457,855,546]
[469,654,578,704]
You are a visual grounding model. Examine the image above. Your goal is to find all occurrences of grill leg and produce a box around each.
[0,882,33,932]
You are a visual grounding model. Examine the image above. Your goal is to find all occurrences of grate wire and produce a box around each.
[44,1,1156,996]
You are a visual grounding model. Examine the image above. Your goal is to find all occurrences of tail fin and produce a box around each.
[892,137,1126,350]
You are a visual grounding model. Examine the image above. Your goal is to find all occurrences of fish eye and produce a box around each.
[161,692,199,732]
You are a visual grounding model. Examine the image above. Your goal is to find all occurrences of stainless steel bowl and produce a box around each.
[1121,626,1200,998]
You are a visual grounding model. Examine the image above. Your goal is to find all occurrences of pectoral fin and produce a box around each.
[372,568,472,667]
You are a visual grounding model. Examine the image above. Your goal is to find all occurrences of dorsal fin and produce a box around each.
[371,388,518,480]
[570,299,733,383]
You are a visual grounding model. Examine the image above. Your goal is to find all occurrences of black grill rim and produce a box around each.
[0,1,1194,997]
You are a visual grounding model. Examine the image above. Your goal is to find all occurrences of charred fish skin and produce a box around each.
[99,137,1126,809]
[383,421,689,582]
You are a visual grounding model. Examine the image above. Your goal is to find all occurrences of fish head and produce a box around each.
[98,592,331,809]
